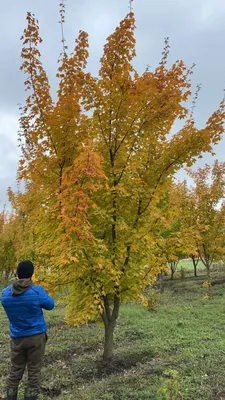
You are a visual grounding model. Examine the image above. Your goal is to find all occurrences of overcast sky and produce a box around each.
[1,0,225,207]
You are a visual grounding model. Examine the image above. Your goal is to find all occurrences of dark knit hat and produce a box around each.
[17,260,34,279]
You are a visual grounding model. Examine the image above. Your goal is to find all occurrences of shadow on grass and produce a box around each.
[42,349,160,397]
[95,350,153,378]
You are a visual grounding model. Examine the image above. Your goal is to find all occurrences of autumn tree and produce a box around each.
[175,181,201,278]
[0,210,17,285]
[0,204,35,285]
[167,181,201,278]
[187,161,225,294]
[6,188,42,266]
[153,183,196,281]
[191,253,200,277]
[165,235,190,281]
[13,3,225,360]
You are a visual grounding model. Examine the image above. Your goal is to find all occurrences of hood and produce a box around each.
[11,279,32,296]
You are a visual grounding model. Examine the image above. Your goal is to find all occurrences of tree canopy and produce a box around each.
[8,4,225,360]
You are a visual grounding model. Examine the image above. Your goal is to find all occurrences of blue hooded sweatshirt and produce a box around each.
[1,279,54,339]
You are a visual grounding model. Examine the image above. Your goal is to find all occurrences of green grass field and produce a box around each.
[1,265,225,399]
[177,259,205,270]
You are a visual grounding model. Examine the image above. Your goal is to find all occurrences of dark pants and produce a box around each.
[8,332,47,393]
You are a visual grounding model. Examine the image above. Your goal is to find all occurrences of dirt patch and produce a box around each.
[47,321,69,329]
[95,350,152,378]
[213,392,225,400]
[41,350,156,397]
[44,342,102,366]
[41,387,62,398]
[211,279,225,286]
[141,368,162,376]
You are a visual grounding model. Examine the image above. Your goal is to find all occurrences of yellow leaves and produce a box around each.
[93,293,104,314]
[202,224,210,232]
[32,274,38,284]
[185,161,225,266]
[12,1,225,331]
[170,255,179,262]
[32,273,56,297]
[70,256,78,262]
[58,258,70,265]
[139,294,148,307]
[202,280,211,289]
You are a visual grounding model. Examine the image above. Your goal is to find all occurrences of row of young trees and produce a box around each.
[0,211,16,284]
[1,2,225,360]
[160,161,225,285]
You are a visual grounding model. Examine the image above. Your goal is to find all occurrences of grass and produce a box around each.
[177,259,205,271]
[1,265,225,399]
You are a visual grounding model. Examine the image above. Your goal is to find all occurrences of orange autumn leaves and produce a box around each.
[9,6,225,332]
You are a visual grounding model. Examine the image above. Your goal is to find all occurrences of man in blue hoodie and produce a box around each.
[1,260,54,400]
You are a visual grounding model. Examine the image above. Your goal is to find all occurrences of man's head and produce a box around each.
[17,260,34,280]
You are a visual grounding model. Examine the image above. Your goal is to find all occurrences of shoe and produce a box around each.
[6,388,18,400]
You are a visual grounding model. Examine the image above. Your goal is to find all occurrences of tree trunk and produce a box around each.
[191,255,199,277]
[103,321,116,362]
[159,270,164,293]
[194,263,197,277]
[206,263,212,298]
[102,295,120,362]
[170,262,175,280]
[202,244,212,298]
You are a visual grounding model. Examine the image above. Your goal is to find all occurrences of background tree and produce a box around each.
[7,188,41,265]
[167,181,201,278]
[191,252,200,277]
[0,210,17,285]
[153,183,195,281]
[12,4,225,361]
[187,161,225,295]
